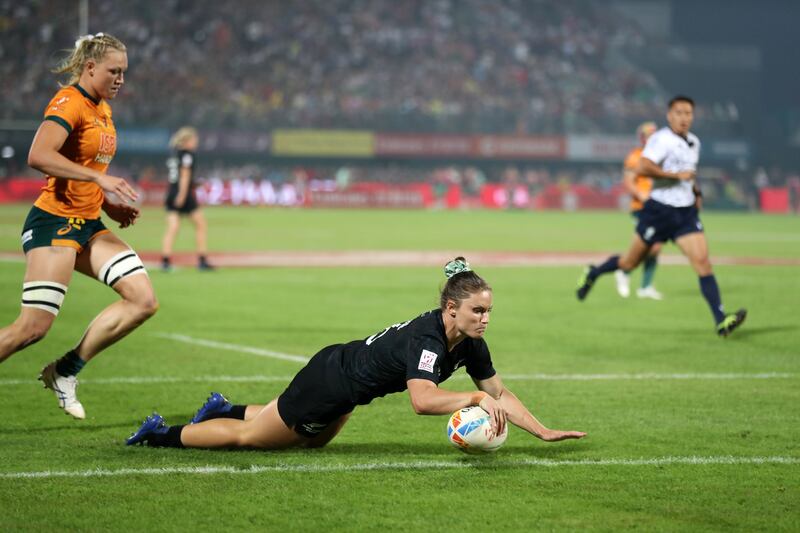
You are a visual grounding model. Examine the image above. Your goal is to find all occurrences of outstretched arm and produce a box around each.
[407,378,507,434]
[474,375,586,442]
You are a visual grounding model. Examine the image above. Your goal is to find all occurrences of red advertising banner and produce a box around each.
[12,178,783,213]
[374,134,564,159]
[566,135,636,161]
[0,178,170,205]
[759,187,789,213]
[480,184,532,209]
[0,178,44,202]
[479,183,625,210]
[474,135,565,159]
[308,183,434,208]
[197,178,304,206]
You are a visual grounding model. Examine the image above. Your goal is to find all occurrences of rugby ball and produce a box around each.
[446,406,508,453]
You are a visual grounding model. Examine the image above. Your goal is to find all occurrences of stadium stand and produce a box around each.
[1,0,739,135]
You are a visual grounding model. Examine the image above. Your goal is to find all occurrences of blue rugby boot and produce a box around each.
[126,413,168,446]
[190,392,232,424]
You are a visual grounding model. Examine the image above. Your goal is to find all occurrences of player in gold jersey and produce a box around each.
[614,122,664,300]
[0,34,158,419]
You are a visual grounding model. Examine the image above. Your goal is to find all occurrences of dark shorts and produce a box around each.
[635,199,703,245]
[21,206,109,253]
[165,190,198,214]
[277,344,356,438]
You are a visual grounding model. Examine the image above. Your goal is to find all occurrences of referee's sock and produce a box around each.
[590,255,620,280]
[699,274,726,324]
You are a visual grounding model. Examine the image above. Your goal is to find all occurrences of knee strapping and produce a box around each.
[98,250,147,287]
[21,281,68,316]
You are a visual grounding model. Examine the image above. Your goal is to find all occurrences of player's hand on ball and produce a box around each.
[478,394,507,437]
[103,200,140,228]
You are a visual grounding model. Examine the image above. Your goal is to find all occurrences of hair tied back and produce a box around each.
[74,33,104,49]
[444,258,471,279]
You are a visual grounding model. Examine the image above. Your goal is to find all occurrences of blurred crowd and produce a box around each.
[2,0,739,134]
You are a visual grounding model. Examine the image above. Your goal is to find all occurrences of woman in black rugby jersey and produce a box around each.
[160,127,213,272]
[127,257,586,449]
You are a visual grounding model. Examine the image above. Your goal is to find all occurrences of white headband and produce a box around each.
[75,32,105,48]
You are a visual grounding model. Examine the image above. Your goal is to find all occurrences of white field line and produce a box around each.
[154,333,799,382]
[154,333,309,363]
[0,372,794,387]
[496,372,797,381]
[1,456,798,480]
[0,333,789,387]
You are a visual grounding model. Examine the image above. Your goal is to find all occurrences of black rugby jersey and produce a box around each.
[166,149,195,192]
[333,309,496,405]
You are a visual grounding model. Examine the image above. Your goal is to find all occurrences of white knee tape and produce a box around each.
[98,250,147,287]
[21,281,68,316]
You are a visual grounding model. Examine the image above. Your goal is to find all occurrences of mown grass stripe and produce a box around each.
[2,456,797,480]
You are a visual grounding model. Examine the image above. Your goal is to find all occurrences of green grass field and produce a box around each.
[1,205,798,531]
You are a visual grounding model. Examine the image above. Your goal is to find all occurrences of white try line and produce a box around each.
[154,333,309,363]
[2,455,798,480]
[0,372,794,387]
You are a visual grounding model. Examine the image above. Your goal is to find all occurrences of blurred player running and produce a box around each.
[614,121,664,300]
[576,96,746,337]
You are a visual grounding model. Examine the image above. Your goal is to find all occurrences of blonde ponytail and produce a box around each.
[169,127,199,150]
[53,33,126,85]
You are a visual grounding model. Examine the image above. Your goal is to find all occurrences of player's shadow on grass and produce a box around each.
[671,322,798,341]
[722,323,798,339]
[317,441,589,458]
[604,321,799,341]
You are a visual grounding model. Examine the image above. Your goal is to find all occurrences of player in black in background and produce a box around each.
[127,257,586,449]
[160,127,213,271]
